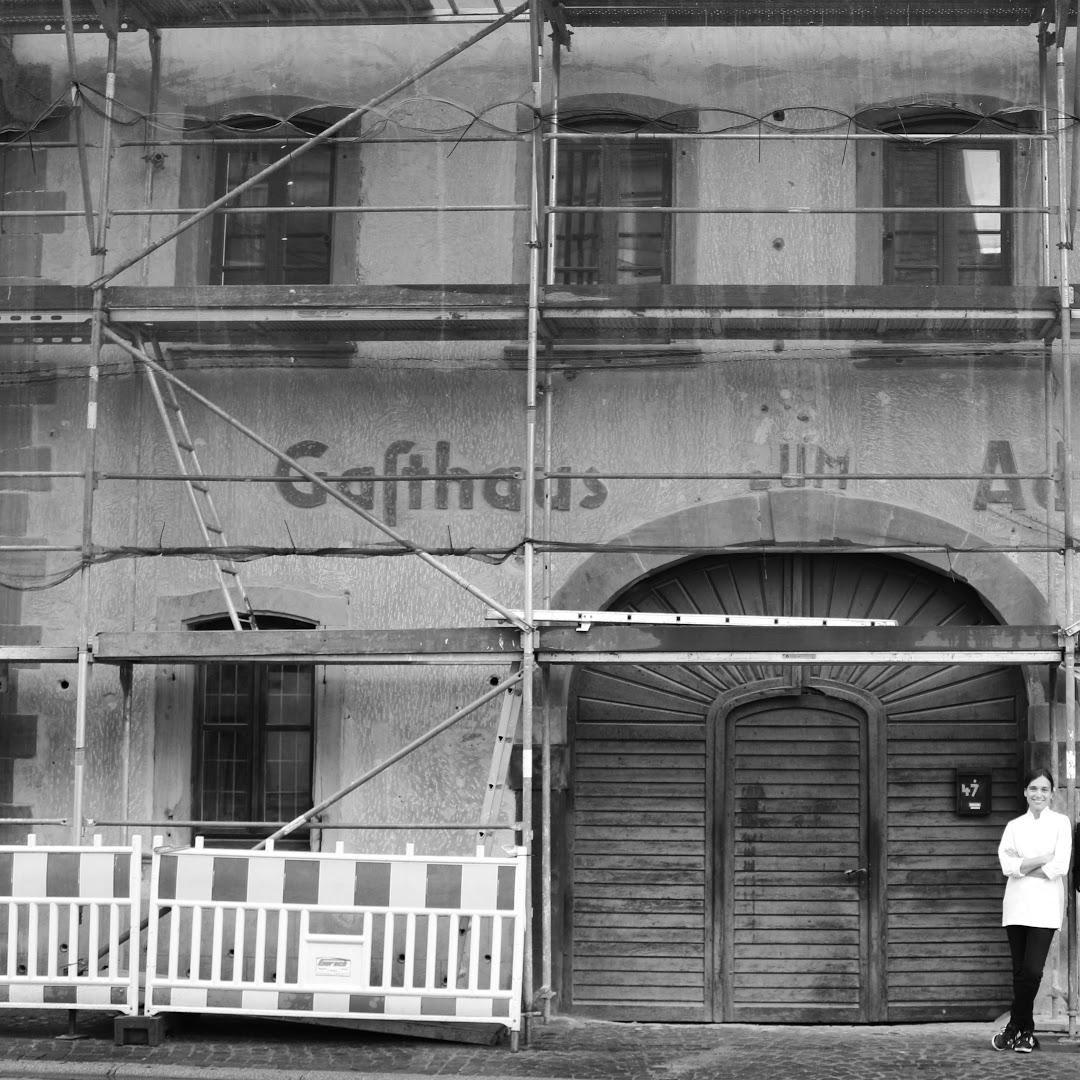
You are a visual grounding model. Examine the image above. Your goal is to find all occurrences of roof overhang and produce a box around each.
[0,0,1070,32]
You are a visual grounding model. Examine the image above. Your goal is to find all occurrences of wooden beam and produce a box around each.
[555,2,1057,28]
[92,623,1066,666]
[0,647,80,663]
[0,284,1062,347]
[538,650,1061,664]
[536,623,1063,662]
[93,627,522,663]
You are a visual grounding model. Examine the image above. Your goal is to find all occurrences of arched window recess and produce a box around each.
[189,612,317,849]
[188,97,353,286]
[855,97,1041,287]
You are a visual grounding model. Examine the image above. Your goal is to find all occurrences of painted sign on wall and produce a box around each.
[974,440,1064,512]
[748,442,850,490]
[275,440,608,526]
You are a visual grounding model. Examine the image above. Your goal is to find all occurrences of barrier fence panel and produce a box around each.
[144,839,528,1033]
[0,835,142,1013]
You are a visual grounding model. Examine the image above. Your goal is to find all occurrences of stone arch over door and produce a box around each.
[564,549,1026,1022]
[551,489,1051,737]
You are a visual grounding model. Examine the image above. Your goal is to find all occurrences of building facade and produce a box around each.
[0,0,1076,1027]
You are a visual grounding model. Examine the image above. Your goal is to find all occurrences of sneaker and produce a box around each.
[1014,1031,1038,1053]
[992,1023,1020,1051]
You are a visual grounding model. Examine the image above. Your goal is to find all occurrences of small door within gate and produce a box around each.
[720,694,881,1022]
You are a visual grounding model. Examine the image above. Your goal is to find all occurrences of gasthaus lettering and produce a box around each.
[275,439,608,526]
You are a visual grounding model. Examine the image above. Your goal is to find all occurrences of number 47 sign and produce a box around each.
[955,771,992,817]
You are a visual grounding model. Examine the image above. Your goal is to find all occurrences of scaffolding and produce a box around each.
[1,0,1080,1035]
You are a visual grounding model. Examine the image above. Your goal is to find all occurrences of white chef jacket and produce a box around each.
[998,807,1073,929]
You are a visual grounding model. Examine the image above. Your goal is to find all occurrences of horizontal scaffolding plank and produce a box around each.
[0,646,80,662]
[93,626,523,663]
[0,284,1061,347]
[539,650,1061,664]
[536,623,1064,665]
[558,2,1070,27]
[91,624,1065,665]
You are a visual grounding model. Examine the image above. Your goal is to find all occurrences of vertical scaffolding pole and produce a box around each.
[138,30,163,282]
[60,0,96,249]
[540,369,555,1022]
[545,42,561,287]
[539,20,562,1029]
[74,13,121,846]
[71,13,118,845]
[119,662,133,844]
[1054,6,1077,1038]
[1042,27,1054,284]
[522,0,546,1031]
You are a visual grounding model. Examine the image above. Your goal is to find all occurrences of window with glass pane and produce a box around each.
[193,615,315,847]
[554,138,672,285]
[884,142,1010,286]
[211,141,334,285]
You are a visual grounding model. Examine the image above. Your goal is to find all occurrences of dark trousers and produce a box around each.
[1006,925,1056,1032]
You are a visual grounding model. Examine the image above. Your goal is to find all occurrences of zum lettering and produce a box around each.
[749,443,850,490]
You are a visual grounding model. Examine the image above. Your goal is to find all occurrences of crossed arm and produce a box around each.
[999,821,1072,881]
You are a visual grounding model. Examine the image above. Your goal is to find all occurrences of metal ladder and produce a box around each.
[138,337,257,631]
[478,663,522,851]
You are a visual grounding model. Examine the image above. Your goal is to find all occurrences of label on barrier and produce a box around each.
[315,957,351,978]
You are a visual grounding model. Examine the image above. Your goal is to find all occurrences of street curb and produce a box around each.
[0,1064,566,1080]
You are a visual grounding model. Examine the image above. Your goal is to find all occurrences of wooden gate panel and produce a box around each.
[569,719,709,1020]
[884,719,1019,1020]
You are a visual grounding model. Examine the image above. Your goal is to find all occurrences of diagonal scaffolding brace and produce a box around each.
[101,327,531,631]
[256,667,524,848]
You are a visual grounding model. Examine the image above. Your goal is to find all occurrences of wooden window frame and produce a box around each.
[882,139,1014,287]
[208,132,336,286]
[552,132,674,286]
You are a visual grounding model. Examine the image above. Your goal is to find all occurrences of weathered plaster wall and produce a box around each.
[9,23,1054,288]
[1,21,1069,853]
[1,339,1066,851]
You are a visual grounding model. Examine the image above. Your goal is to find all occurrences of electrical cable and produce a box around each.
[23,81,1078,147]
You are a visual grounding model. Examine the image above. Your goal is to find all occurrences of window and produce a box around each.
[884,141,1011,286]
[553,120,674,286]
[210,130,334,285]
[192,614,315,847]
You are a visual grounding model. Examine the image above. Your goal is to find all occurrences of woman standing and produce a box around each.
[992,768,1073,1053]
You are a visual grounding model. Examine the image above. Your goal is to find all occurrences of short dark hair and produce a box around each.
[1024,768,1055,791]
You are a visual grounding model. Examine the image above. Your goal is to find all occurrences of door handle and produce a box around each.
[844,867,868,878]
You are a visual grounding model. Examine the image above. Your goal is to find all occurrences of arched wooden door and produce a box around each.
[721,691,883,1023]
[565,553,1024,1022]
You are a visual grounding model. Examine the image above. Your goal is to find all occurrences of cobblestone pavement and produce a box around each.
[0,1012,1077,1080]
